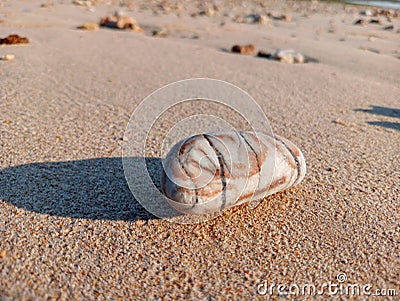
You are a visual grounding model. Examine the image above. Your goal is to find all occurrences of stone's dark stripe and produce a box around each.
[161,169,167,195]
[289,143,300,157]
[239,132,261,179]
[276,141,297,170]
[220,155,231,176]
[183,145,195,167]
[274,136,301,185]
[179,137,197,155]
[178,141,199,204]
[246,132,268,162]
[209,133,234,175]
[208,137,232,176]
[203,134,227,211]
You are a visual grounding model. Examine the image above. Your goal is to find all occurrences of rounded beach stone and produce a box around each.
[161,131,306,215]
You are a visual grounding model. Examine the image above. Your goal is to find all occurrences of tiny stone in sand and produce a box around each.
[198,7,216,17]
[269,13,291,22]
[274,49,305,64]
[1,54,15,61]
[361,9,373,16]
[369,19,382,24]
[354,19,367,26]
[258,49,306,64]
[257,50,272,58]
[77,22,99,31]
[40,2,53,8]
[0,34,29,45]
[73,0,92,7]
[152,29,168,38]
[383,25,394,31]
[231,44,255,55]
[241,14,271,25]
[100,14,142,32]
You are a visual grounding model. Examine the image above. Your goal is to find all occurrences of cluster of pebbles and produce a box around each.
[231,44,314,64]
[0,35,29,62]
[233,12,291,25]
[99,13,143,31]
[77,11,142,32]
[354,8,399,31]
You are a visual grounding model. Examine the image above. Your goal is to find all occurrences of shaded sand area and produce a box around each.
[1,0,399,299]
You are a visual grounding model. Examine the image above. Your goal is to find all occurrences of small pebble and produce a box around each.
[73,0,92,7]
[231,44,255,55]
[152,29,168,38]
[383,25,394,31]
[270,13,291,22]
[258,15,272,26]
[40,2,53,8]
[77,22,99,30]
[1,54,15,61]
[354,19,367,26]
[199,8,216,17]
[100,15,142,31]
[333,118,346,126]
[0,250,6,258]
[273,49,305,64]
[257,50,271,58]
[0,34,29,45]
[258,49,313,63]
[362,9,373,16]
[369,19,382,24]
[282,14,291,22]
[241,14,271,25]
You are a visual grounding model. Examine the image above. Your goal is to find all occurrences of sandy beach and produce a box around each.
[1,0,399,299]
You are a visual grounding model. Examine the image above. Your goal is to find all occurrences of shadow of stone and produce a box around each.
[0,157,163,221]
[354,105,400,131]
[367,121,400,131]
[355,105,400,118]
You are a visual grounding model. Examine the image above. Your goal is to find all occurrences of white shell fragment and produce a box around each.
[1,54,15,61]
[272,49,305,64]
[161,131,306,215]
